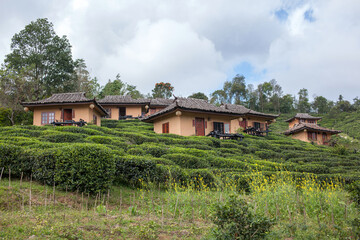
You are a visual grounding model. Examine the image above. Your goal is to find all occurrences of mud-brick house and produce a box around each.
[98,95,149,120]
[283,113,341,145]
[142,98,241,136]
[148,98,175,115]
[21,92,107,126]
[221,104,278,132]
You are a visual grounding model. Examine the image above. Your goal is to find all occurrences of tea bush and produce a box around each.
[55,144,115,193]
[212,194,272,239]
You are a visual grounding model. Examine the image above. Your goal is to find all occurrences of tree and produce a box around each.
[99,74,127,98]
[152,82,174,99]
[312,96,330,114]
[280,94,294,113]
[210,90,227,106]
[268,79,283,113]
[0,65,35,125]
[230,74,247,104]
[73,59,100,98]
[257,82,273,112]
[297,88,311,112]
[4,18,75,99]
[188,92,208,101]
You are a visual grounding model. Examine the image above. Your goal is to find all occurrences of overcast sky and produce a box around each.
[0,0,359,101]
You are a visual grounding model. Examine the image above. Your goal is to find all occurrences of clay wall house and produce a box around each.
[142,98,278,136]
[284,113,341,145]
[142,98,241,136]
[220,104,278,133]
[21,92,108,126]
[97,95,149,120]
[97,96,175,119]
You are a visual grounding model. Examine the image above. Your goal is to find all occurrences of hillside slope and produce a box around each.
[1,119,360,189]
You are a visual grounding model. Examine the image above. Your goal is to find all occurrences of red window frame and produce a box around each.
[41,112,55,125]
[162,122,169,133]
[93,114,98,125]
[307,131,317,141]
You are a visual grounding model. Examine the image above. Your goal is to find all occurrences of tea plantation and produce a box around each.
[1,119,359,193]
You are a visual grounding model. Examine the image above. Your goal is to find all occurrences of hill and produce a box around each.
[1,120,360,239]
[1,119,360,191]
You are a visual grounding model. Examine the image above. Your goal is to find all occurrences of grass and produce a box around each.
[1,170,359,239]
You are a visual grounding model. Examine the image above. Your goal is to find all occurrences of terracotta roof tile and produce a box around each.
[98,95,149,104]
[283,123,341,135]
[143,98,238,121]
[149,98,175,107]
[23,92,90,104]
[285,113,322,122]
[221,104,279,118]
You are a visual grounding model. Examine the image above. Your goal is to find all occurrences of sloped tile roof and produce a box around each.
[98,95,149,104]
[143,98,239,121]
[23,92,90,104]
[221,104,279,118]
[149,98,175,107]
[285,113,322,122]
[22,92,108,116]
[283,123,341,135]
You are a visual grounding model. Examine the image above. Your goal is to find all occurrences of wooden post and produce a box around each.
[52,181,55,205]
[174,194,179,218]
[119,190,122,214]
[161,204,164,228]
[20,172,23,188]
[8,168,11,189]
[0,167,4,182]
[29,174,32,212]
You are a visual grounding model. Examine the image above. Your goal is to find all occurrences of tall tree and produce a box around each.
[230,74,247,104]
[152,82,174,99]
[257,82,273,112]
[4,18,75,99]
[312,96,330,114]
[0,65,35,124]
[99,74,127,98]
[297,88,311,112]
[210,90,227,106]
[188,92,209,101]
[280,94,294,113]
[73,59,100,98]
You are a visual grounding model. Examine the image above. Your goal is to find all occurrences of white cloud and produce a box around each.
[0,0,360,100]
[101,19,226,96]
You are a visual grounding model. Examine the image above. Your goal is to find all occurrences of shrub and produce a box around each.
[86,136,128,149]
[212,194,272,239]
[40,131,86,143]
[162,153,210,169]
[0,143,25,177]
[32,148,59,185]
[54,144,115,193]
[188,169,217,188]
[347,181,360,206]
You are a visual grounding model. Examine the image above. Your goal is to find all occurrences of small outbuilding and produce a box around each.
[284,113,341,145]
[22,92,107,126]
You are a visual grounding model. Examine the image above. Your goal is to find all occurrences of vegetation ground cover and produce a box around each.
[1,119,360,238]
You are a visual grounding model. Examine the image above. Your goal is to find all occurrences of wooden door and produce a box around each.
[239,119,247,129]
[195,118,205,136]
[119,107,126,118]
[322,133,327,145]
[63,109,72,125]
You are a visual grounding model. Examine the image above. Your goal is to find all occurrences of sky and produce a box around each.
[0,0,359,101]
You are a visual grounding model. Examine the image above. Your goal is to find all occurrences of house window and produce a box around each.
[307,132,317,141]
[162,122,169,133]
[93,114,98,125]
[41,112,55,125]
[253,122,261,130]
[213,122,224,133]
[308,120,315,124]
[224,123,230,133]
[300,119,306,123]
